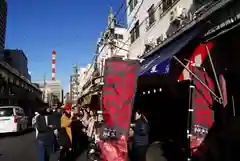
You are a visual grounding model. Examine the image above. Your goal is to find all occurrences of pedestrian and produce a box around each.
[35,105,55,161]
[32,111,40,138]
[132,110,149,161]
[58,104,74,161]
[50,107,62,152]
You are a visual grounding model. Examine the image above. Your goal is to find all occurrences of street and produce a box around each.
[0,129,87,161]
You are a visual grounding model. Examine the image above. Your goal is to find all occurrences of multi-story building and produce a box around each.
[47,80,63,104]
[0,49,30,80]
[81,64,94,96]
[126,0,205,59]
[78,67,87,95]
[34,80,63,104]
[96,9,129,76]
[0,0,7,49]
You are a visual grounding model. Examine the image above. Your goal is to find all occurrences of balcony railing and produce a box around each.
[141,0,227,58]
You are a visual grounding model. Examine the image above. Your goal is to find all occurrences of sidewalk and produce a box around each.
[51,149,88,161]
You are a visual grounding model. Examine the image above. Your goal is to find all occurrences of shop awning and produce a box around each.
[139,27,201,76]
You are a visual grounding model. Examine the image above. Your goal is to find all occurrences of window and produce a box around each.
[130,21,140,43]
[0,108,13,117]
[162,0,173,12]
[129,0,138,13]
[115,34,124,40]
[147,5,156,27]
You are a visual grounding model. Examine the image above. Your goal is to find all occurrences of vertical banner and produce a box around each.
[99,58,140,161]
[190,67,214,151]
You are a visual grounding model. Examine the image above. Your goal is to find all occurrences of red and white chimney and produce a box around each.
[52,50,56,81]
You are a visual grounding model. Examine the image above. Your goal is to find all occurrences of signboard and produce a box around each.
[101,58,140,139]
[191,68,214,151]
[98,58,139,161]
[205,2,240,37]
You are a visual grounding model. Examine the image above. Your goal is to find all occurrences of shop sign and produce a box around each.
[191,68,214,138]
[205,12,240,36]
[101,58,140,139]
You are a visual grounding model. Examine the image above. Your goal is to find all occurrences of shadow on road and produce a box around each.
[0,128,34,138]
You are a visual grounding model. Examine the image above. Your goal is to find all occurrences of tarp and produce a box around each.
[139,27,201,76]
[99,58,140,161]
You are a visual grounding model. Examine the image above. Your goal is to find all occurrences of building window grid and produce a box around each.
[143,0,180,31]
[130,21,140,44]
[146,5,156,31]
[129,0,138,13]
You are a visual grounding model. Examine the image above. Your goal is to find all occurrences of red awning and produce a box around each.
[178,42,215,81]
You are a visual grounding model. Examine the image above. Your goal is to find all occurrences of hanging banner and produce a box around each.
[99,58,139,161]
[191,67,214,151]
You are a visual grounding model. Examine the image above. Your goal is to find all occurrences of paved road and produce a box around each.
[0,129,87,161]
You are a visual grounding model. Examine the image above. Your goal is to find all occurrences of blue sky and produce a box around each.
[5,0,125,92]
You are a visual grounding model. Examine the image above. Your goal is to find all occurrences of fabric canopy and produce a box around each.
[139,27,201,76]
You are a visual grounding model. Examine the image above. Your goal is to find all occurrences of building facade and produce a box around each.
[34,80,63,104]
[96,25,129,76]
[126,0,205,59]
[0,0,7,49]
[80,64,94,96]
[47,80,63,104]
[0,49,30,79]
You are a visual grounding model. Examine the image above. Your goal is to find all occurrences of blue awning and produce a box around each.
[138,27,201,76]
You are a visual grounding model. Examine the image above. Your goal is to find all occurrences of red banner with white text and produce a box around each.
[99,58,140,161]
[191,67,214,152]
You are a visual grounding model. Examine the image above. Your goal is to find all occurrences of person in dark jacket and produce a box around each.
[35,107,55,161]
[50,107,62,152]
[132,111,149,161]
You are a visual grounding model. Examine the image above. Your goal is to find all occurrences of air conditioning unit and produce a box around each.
[156,34,166,44]
[144,38,156,52]
[169,6,184,25]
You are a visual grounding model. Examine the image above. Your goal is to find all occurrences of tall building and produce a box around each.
[33,80,63,104]
[46,80,63,104]
[0,0,7,49]
[0,49,29,79]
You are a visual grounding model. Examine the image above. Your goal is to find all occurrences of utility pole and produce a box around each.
[43,74,46,103]
[69,75,73,103]
[108,7,115,58]
[73,64,79,101]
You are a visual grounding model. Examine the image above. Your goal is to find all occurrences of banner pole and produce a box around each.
[173,56,221,103]
[205,44,223,102]
[187,82,194,161]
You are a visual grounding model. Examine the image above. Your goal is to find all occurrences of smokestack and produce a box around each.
[52,50,56,81]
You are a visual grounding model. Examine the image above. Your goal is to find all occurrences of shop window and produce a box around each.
[129,0,138,13]
[130,21,140,44]
[147,5,156,30]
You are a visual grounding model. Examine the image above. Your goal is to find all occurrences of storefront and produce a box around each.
[134,0,239,158]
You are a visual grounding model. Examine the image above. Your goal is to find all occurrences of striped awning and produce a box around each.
[178,42,214,81]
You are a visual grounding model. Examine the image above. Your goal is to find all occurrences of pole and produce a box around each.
[69,75,73,103]
[73,64,79,101]
[187,82,194,161]
[173,56,221,103]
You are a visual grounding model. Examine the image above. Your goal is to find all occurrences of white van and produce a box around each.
[0,106,28,133]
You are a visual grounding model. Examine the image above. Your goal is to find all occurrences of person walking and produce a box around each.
[32,111,40,138]
[51,107,62,152]
[35,106,55,161]
[132,111,149,161]
[58,105,73,161]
